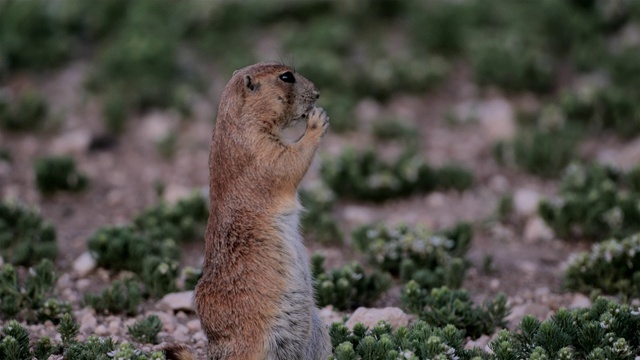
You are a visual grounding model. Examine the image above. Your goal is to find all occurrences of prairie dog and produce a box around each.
[168,63,331,360]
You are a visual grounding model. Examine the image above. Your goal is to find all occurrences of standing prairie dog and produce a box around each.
[166,63,331,360]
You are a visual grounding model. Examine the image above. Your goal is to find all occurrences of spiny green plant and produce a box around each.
[0,200,57,266]
[351,222,472,288]
[371,117,418,143]
[88,192,206,274]
[87,226,178,274]
[0,90,49,132]
[59,313,79,347]
[565,232,640,298]
[300,184,342,245]
[182,266,202,291]
[311,254,391,311]
[86,0,195,131]
[402,282,509,339]
[559,86,640,138]
[127,315,162,344]
[141,256,179,298]
[328,321,484,360]
[538,163,640,240]
[0,259,69,323]
[493,126,580,179]
[321,148,473,203]
[470,34,554,93]
[83,277,143,315]
[488,298,639,359]
[0,0,72,70]
[34,156,89,195]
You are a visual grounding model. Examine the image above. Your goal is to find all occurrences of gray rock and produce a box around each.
[157,291,194,312]
[73,252,96,277]
[478,98,516,142]
[569,294,592,309]
[318,306,343,326]
[523,217,554,243]
[464,334,491,351]
[79,310,97,333]
[345,307,410,330]
[514,189,541,217]
[507,303,551,328]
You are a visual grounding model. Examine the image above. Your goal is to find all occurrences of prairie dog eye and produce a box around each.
[279,71,295,83]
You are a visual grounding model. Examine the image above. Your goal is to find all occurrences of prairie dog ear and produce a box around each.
[244,75,259,92]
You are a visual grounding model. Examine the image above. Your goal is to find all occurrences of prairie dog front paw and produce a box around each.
[307,107,329,136]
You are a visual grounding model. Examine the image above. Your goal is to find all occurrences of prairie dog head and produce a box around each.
[218,63,320,131]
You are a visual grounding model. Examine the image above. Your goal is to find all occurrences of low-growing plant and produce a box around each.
[321,149,474,202]
[182,266,202,291]
[141,256,179,298]
[311,254,391,311]
[565,232,640,298]
[0,90,49,132]
[59,313,79,347]
[0,259,69,323]
[470,34,554,93]
[493,127,580,178]
[489,298,639,359]
[559,86,640,138]
[88,226,178,274]
[34,156,89,195]
[300,185,342,245]
[0,148,11,162]
[371,117,418,143]
[328,321,484,360]
[0,0,72,70]
[0,318,164,360]
[128,315,162,344]
[539,163,640,240]
[84,277,143,315]
[402,282,509,339]
[0,200,57,266]
[351,222,472,289]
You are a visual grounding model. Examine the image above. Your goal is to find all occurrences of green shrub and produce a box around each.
[489,298,639,359]
[311,254,391,311]
[539,163,640,240]
[0,90,49,132]
[371,117,418,143]
[328,321,484,360]
[0,148,11,163]
[494,127,580,179]
[88,192,207,274]
[34,156,89,195]
[565,233,640,298]
[470,34,554,93]
[0,259,69,323]
[128,315,162,344]
[317,91,357,133]
[0,0,72,70]
[59,313,79,347]
[0,200,57,266]
[402,282,508,339]
[87,0,194,128]
[141,256,179,298]
[182,266,202,291]
[0,317,165,359]
[321,149,473,202]
[351,222,472,288]
[84,277,143,315]
[408,0,472,56]
[560,86,640,138]
[133,192,208,244]
[300,185,342,245]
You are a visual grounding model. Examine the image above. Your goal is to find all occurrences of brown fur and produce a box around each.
[193,63,330,359]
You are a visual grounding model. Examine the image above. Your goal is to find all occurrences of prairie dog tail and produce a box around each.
[163,344,195,360]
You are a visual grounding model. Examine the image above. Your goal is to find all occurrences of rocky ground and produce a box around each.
[2,59,639,357]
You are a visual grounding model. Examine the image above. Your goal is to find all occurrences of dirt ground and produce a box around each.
[0,59,608,335]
